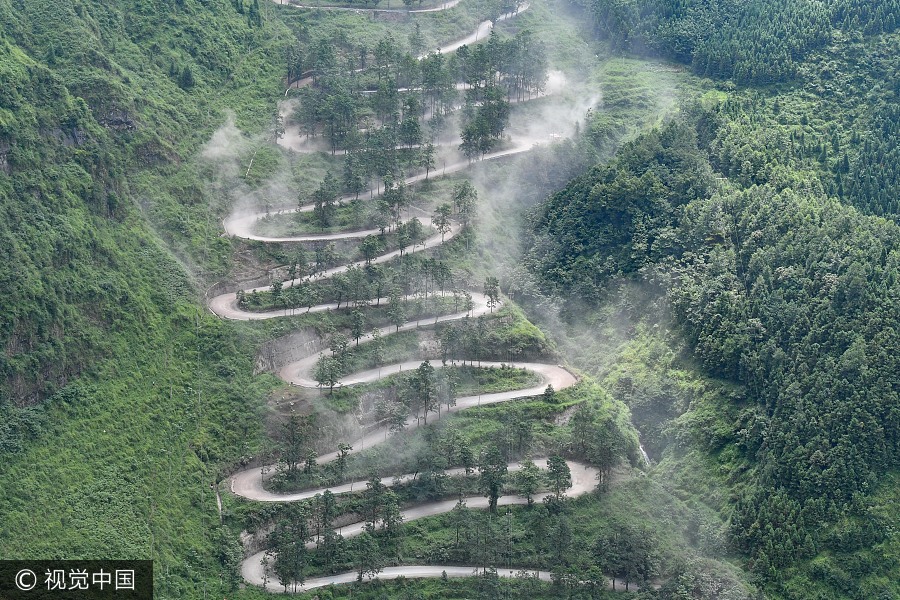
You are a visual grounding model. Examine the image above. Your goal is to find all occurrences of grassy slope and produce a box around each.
[0,0,294,597]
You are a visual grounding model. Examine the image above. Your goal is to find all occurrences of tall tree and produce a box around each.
[420,142,436,179]
[484,276,500,312]
[359,235,381,265]
[335,444,352,480]
[329,333,349,369]
[280,414,310,476]
[478,445,508,512]
[589,416,624,487]
[388,287,406,331]
[314,355,341,394]
[570,402,594,454]
[453,180,478,228]
[415,361,437,423]
[546,456,572,501]
[271,503,310,591]
[314,242,337,274]
[312,171,340,228]
[350,310,365,346]
[353,531,383,582]
[439,364,458,413]
[432,203,453,242]
[370,327,385,366]
[516,458,542,505]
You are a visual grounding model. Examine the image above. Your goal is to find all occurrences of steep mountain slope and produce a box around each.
[0,0,288,595]
[577,0,900,84]
[523,11,900,597]
[0,0,287,405]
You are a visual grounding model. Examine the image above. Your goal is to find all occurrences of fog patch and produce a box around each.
[200,112,302,247]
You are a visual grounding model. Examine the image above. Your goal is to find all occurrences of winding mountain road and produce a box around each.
[240,459,599,589]
[210,137,542,320]
[246,564,650,593]
[420,3,530,57]
[223,280,578,494]
[278,1,534,148]
[278,89,551,154]
[219,126,582,592]
[218,141,582,591]
[208,218,464,320]
[253,566,549,591]
[272,0,462,14]
[231,356,576,497]
[209,2,599,590]
[233,457,589,503]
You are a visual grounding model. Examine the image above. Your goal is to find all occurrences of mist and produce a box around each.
[202,112,300,244]
[463,70,602,281]
[203,55,614,446]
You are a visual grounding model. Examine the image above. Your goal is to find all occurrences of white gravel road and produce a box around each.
[240,459,600,589]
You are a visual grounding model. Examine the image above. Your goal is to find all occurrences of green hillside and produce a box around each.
[576,0,900,84]
[0,0,289,594]
[0,0,289,405]
[522,4,900,597]
[2,0,898,598]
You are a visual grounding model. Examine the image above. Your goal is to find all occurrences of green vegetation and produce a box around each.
[0,0,695,589]
[320,361,541,409]
[525,117,713,302]
[0,2,295,598]
[14,0,900,596]
[277,0,493,60]
[229,373,754,598]
[240,259,462,312]
[256,203,370,237]
[211,0,669,585]
[229,380,648,580]
[523,32,900,594]
[265,379,610,489]
[576,0,900,84]
[452,364,541,395]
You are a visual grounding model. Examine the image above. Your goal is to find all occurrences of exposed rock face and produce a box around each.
[255,329,327,375]
[47,127,88,147]
[99,109,137,131]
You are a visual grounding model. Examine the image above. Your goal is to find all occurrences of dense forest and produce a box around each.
[577,0,900,84]
[0,0,286,406]
[525,7,900,595]
[844,103,900,218]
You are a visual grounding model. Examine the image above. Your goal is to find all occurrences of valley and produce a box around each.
[1,0,897,598]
